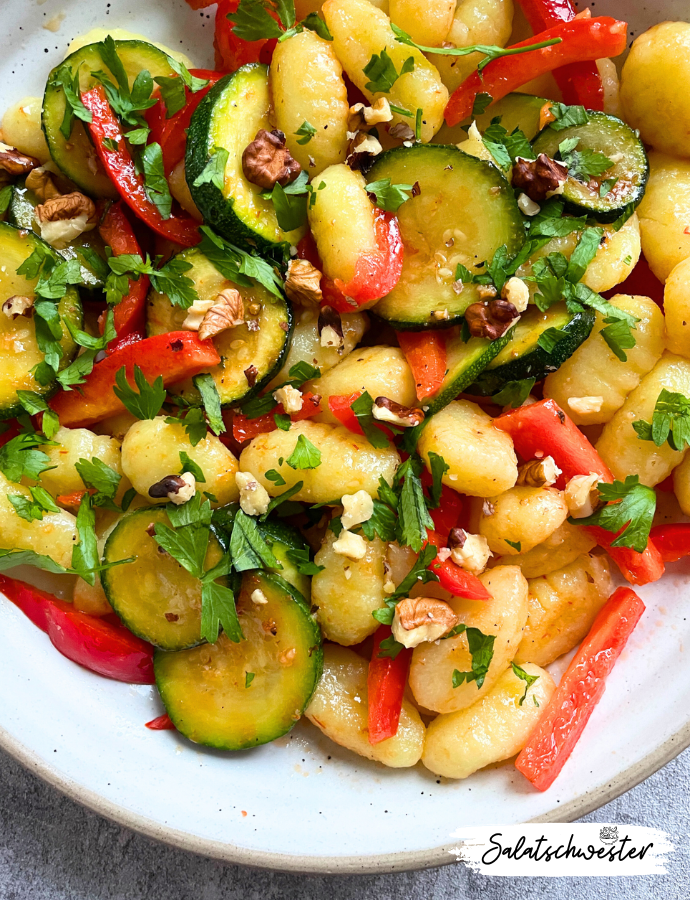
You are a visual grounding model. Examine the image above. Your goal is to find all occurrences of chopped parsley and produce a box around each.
[633,389,690,452]
[574,475,656,553]
[451,627,496,689]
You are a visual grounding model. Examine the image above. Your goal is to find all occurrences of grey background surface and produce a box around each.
[0,746,686,899]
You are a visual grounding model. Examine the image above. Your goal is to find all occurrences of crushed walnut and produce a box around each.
[341,490,374,530]
[241,129,301,190]
[448,528,492,575]
[512,153,568,203]
[0,143,39,184]
[25,166,61,201]
[348,97,393,132]
[148,472,195,505]
[2,295,34,319]
[389,122,415,142]
[346,131,383,170]
[517,456,562,487]
[501,276,530,312]
[372,396,425,428]
[273,384,303,414]
[35,191,97,250]
[567,395,604,416]
[391,597,458,648]
[565,472,600,518]
[284,258,322,307]
[318,304,344,349]
[198,288,245,341]
[465,298,519,340]
[236,471,271,516]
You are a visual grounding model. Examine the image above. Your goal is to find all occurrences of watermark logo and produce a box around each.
[450,824,674,876]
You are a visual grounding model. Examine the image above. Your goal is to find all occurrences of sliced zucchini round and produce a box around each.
[465,303,596,397]
[532,112,649,222]
[154,570,323,750]
[9,182,107,292]
[0,223,82,419]
[146,246,292,406]
[186,64,306,252]
[365,145,525,330]
[101,507,228,651]
[43,40,180,198]
[433,92,548,146]
[259,519,312,600]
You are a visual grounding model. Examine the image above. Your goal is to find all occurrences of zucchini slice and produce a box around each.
[43,40,180,198]
[532,112,649,222]
[465,303,596,397]
[146,246,292,406]
[186,64,306,252]
[9,182,108,292]
[365,145,525,330]
[259,519,312,601]
[154,570,323,750]
[433,92,548,146]
[0,222,82,419]
[101,508,228,651]
[423,327,513,414]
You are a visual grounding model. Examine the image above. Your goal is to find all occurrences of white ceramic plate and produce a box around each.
[2,0,690,875]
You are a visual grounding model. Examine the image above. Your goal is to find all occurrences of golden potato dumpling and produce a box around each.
[637,152,690,282]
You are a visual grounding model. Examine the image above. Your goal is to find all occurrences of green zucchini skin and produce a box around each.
[146,246,293,407]
[154,570,323,750]
[42,40,180,198]
[0,222,82,419]
[365,144,525,331]
[186,65,305,253]
[466,303,595,397]
[9,182,108,292]
[532,112,649,223]
[259,520,312,600]
[433,92,548,146]
[101,508,230,652]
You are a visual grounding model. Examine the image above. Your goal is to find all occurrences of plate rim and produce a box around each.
[2,715,689,874]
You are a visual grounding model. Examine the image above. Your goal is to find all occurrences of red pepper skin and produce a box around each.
[396,331,447,403]
[515,586,645,791]
[145,713,176,730]
[494,399,665,586]
[367,625,412,745]
[425,530,492,600]
[98,202,149,344]
[328,391,365,435]
[516,1,604,109]
[0,420,20,449]
[444,17,627,127]
[649,524,690,563]
[49,332,220,428]
[81,86,200,247]
[420,470,464,538]
[0,575,155,684]
[214,0,276,71]
[146,70,223,175]
[231,392,322,442]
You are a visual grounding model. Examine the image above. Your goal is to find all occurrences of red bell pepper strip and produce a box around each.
[494,399,665,585]
[420,469,464,538]
[214,0,277,71]
[231,391,322,442]
[444,16,628,127]
[0,419,19,449]
[367,625,412,745]
[49,332,220,428]
[146,70,223,175]
[98,202,149,344]
[146,713,176,730]
[81,86,201,247]
[648,524,690,563]
[515,586,645,791]
[328,391,365,435]
[516,1,604,109]
[425,529,492,600]
[0,575,155,685]
[396,331,447,402]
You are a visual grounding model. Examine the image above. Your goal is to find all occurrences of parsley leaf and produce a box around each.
[113,365,166,420]
[179,451,206,483]
[451,627,496,689]
[537,326,569,354]
[227,0,292,41]
[575,475,656,553]
[505,539,522,552]
[16,390,60,439]
[141,142,173,220]
[154,494,213,579]
[270,178,309,232]
[71,493,100,585]
[75,457,121,502]
[9,486,60,523]
[193,373,226,436]
[633,389,690,452]
[295,120,317,144]
[512,661,540,705]
[192,147,229,191]
[365,177,414,212]
[286,433,321,469]
[245,671,256,688]
[566,227,604,283]
[426,451,448,509]
[198,226,283,298]
[155,59,209,118]
[363,49,414,93]
[200,579,242,644]
[265,468,286,486]
[371,542,439,626]
[559,138,613,182]
[482,120,534,169]
[471,92,493,117]
[547,102,589,131]
[377,634,405,659]
[285,546,324,575]
[230,509,281,571]
[0,432,55,483]
[52,64,93,139]
[262,481,304,519]
[300,11,332,40]
[359,498,398,543]
[397,459,434,552]
[350,391,391,449]
[491,378,535,409]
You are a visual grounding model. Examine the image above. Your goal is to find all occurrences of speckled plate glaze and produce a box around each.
[1,0,690,875]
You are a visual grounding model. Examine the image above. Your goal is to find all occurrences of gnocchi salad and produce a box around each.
[1,0,689,792]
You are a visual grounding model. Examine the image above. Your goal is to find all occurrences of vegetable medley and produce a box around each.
[2,0,690,792]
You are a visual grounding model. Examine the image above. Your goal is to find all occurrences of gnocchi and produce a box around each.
[637,152,690,282]
[479,486,569,556]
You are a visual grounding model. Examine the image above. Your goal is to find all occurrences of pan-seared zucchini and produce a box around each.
[364,145,525,330]
[154,570,323,750]
[146,246,292,406]
[433,92,548,146]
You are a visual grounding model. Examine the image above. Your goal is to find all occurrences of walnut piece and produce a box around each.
[25,167,61,201]
[198,288,245,341]
[273,384,303,414]
[567,395,604,416]
[241,129,301,190]
[332,529,367,560]
[148,472,195,505]
[318,304,343,349]
[565,472,600,518]
[2,295,34,319]
[285,258,322,307]
[389,122,415,142]
[346,131,383,170]
[448,528,492,575]
[517,456,561,487]
[392,597,458,648]
[0,144,39,183]
[511,153,568,203]
[464,298,519,340]
[341,490,374,530]
[348,97,392,132]
[35,191,97,250]
[372,396,425,428]
[236,471,271,515]
[501,276,529,312]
